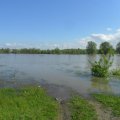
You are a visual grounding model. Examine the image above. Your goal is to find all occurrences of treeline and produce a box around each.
[0,48,86,54]
[0,41,120,54]
[86,41,120,55]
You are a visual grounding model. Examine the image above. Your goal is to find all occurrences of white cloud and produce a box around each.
[2,43,34,49]
[91,34,114,41]
[5,43,21,48]
[5,43,12,46]
[77,28,120,48]
[1,28,120,49]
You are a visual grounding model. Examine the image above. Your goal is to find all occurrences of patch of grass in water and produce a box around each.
[93,93,120,117]
[0,87,59,120]
[112,68,120,76]
[69,96,97,120]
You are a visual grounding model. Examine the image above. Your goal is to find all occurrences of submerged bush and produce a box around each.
[90,54,113,77]
[112,68,120,76]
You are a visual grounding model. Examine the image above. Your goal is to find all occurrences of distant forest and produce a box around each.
[0,41,120,54]
[0,48,117,54]
[0,48,87,54]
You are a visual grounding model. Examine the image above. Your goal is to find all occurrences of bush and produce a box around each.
[112,68,120,76]
[91,63,108,77]
[90,54,113,77]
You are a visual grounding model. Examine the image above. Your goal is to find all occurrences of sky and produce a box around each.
[0,0,120,49]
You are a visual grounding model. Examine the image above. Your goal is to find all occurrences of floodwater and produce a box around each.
[0,54,120,96]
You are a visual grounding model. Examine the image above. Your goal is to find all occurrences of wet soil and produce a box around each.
[89,100,120,120]
[40,83,73,120]
[40,82,120,120]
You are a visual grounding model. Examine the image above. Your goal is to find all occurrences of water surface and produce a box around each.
[0,54,120,95]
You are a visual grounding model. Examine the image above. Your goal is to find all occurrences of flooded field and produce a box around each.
[0,54,120,96]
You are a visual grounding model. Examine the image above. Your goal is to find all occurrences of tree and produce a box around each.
[86,41,97,54]
[53,48,61,54]
[99,42,114,55]
[116,42,120,54]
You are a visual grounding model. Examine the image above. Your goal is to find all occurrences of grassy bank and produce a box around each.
[93,93,120,117]
[69,96,97,120]
[0,87,59,120]
[1,86,120,120]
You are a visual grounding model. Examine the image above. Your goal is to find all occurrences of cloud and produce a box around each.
[5,43,12,46]
[1,28,120,49]
[0,42,37,49]
[77,28,120,48]
[91,34,114,41]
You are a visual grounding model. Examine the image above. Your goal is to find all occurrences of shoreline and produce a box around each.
[0,83,120,120]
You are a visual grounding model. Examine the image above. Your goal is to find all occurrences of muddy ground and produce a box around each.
[41,82,120,120]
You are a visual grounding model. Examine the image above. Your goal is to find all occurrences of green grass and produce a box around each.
[93,93,120,117]
[0,87,59,120]
[69,96,97,120]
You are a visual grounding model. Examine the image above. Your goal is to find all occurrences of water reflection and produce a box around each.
[86,55,97,68]
[0,67,39,88]
[91,77,112,93]
[114,55,120,68]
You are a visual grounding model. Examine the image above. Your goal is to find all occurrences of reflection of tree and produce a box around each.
[115,55,120,67]
[91,77,112,92]
[11,69,17,84]
[86,55,97,68]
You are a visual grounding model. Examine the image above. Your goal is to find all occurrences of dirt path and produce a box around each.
[41,83,73,120]
[40,82,120,120]
[89,100,120,120]
[58,101,71,120]
[58,98,120,120]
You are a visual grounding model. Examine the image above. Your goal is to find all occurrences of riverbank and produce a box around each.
[0,85,96,120]
[0,84,120,120]
[0,87,59,120]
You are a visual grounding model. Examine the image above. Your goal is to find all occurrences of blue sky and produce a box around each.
[0,0,120,49]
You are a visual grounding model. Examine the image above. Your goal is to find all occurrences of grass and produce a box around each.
[69,96,97,120]
[93,93,120,117]
[0,87,59,120]
[112,68,120,76]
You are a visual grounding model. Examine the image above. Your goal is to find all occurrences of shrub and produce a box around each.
[112,68,120,76]
[90,54,113,77]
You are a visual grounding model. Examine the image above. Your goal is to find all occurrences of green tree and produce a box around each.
[53,48,61,54]
[116,42,120,54]
[86,41,97,54]
[99,42,114,55]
